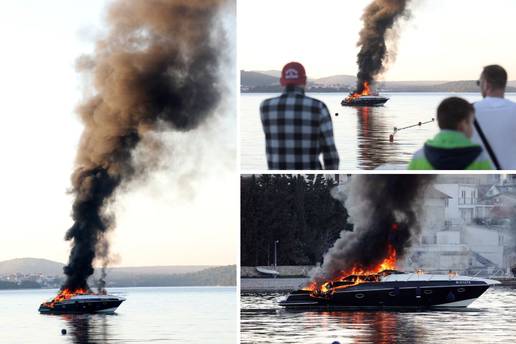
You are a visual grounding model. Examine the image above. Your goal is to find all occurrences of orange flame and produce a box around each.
[345,81,372,102]
[304,244,398,295]
[42,288,92,308]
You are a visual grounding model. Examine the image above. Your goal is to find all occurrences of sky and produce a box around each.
[238,0,516,80]
[0,1,236,267]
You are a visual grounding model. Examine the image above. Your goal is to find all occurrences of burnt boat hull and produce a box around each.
[39,295,125,314]
[280,279,495,310]
[341,96,389,107]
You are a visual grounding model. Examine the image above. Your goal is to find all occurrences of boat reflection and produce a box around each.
[60,314,112,344]
[303,311,428,343]
[355,106,402,170]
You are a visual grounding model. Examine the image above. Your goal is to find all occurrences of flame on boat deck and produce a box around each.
[344,81,373,102]
[305,223,400,295]
[41,288,98,308]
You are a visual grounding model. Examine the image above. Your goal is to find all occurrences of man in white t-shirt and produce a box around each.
[472,65,516,169]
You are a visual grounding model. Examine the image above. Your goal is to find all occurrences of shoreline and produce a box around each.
[241,277,309,293]
[241,91,516,95]
[0,285,237,291]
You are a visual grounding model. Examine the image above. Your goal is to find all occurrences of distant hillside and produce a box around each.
[240,71,356,88]
[0,258,211,276]
[0,258,236,288]
[0,258,64,275]
[313,74,356,86]
[260,70,281,78]
[240,71,278,88]
[241,70,516,93]
[102,265,211,276]
[0,280,42,290]
[374,80,478,92]
[381,80,473,92]
[427,80,480,92]
[105,265,237,287]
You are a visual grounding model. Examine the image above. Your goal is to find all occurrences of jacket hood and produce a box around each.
[424,131,482,170]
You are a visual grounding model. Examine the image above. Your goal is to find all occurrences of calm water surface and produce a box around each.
[240,92,516,170]
[0,287,236,344]
[241,286,516,344]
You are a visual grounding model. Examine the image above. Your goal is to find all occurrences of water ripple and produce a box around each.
[241,286,516,344]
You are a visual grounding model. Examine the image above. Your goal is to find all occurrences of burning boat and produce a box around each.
[279,270,500,310]
[38,289,125,314]
[341,82,389,107]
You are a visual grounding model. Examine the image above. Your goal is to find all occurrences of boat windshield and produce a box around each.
[378,269,404,276]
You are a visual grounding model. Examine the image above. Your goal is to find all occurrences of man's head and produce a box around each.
[280,62,307,88]
[478,65,507,98]
[437,97,475,138]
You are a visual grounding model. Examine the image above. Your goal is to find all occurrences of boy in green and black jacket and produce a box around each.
[408,97,493,170]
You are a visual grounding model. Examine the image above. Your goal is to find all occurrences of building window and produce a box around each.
[460,190,467,204]
[445,199,449,207]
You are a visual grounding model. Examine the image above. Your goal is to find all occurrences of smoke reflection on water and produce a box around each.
[316,311,426,344]
[354,106,403,170]
[241,287,516,344]
[58,314,111,344]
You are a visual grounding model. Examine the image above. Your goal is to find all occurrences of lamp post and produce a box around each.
[274,240,279,272]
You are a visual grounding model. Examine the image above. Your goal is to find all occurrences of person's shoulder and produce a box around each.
[469,150,494,170]
[473,98,489,110]
[261,94,281,105]
[260,95,281,110]
[506,98,516,109]
[476,149,492,162]
[493,97,516,109]
[411,146,426,160]
[475,97,516,110]
[302,94,326,105]
[408,147,431,170]
[301,94,330,112]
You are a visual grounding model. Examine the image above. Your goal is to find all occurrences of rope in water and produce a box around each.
[390,118,435,142]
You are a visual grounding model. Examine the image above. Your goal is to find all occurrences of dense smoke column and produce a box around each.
[62,0,228,291]
[355,0,412,93]
[313,175,434,284]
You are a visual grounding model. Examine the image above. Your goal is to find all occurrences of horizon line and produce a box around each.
[240,70,516,83]
[0,257,235,269]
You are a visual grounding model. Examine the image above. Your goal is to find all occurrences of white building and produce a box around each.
[434,182,496,226]
[463,226,504,268]
[408,179,508,276]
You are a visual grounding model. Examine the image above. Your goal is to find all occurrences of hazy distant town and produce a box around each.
[0,258,236,290]
[240,70,516,93]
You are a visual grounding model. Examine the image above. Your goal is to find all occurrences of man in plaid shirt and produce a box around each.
[260,62,340,170]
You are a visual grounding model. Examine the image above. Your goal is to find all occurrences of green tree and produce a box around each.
[241,175,351,266]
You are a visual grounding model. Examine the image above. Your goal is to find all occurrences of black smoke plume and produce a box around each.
[312,175,434,284]
[355,0,412,93]
[62,0,228,292]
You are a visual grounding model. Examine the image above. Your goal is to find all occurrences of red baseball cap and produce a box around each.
[280,62,307,86]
